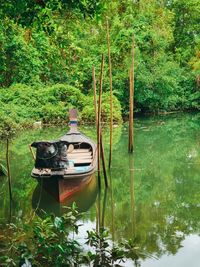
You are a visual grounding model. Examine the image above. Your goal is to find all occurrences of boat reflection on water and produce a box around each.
[32,174,98,216]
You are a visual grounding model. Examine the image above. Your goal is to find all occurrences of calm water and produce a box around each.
[1,113,200,266]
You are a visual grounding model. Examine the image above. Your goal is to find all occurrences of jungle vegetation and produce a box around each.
[0,0,200,135]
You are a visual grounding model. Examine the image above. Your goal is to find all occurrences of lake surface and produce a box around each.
[1,113,200,266]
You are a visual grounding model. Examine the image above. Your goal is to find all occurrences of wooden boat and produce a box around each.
[31,109,97,202]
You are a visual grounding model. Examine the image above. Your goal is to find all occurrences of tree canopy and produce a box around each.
[0,0,199,121]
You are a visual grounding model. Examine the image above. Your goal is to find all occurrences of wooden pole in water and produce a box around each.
[96,191,101,233]
[100,132,108,187]
[110,170,115,242]
[129,155,135,237]
[92,67,100,185]
[128,37,134,153]
[101,188,107,228]
[97,54,104,185]
[96,54,108,187]
[6,139,12,201]
[106,19,113,169]
[92,66,98,126]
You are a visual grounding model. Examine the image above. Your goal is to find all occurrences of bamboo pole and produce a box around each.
[101,188,107,228]
[100,132,108,187]
[6,139,12,201]
[97,54,104,185]
[128,37,134,153]
[128,69,133,152]
[93,65,100,189]
[96,191,101,233]
[129,155,135,237]
[94,55,108,187]
[95,202,99,232]
[106,19,113,169]
[92,66,98,126]
[110,171,115,242]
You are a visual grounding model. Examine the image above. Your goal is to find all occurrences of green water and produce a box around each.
[1,113,200,266]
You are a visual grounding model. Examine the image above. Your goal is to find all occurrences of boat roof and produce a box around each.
[60,130,95,145]
[31,109,96,147]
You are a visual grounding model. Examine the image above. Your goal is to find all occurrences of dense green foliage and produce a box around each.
[0,205,142,266]
[0,83,122,138]
[0,0,200,132]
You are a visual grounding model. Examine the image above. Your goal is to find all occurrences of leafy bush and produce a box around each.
[0,112,21,139]
[0,83,122,138]
[0,18,67,87]
[41,103,68,123]
[0,205,82,266]
[81,92,122,124]
[0,205,145,267]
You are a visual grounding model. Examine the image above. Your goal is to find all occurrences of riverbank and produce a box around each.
[0,83,122,139]
[1,82,200,139]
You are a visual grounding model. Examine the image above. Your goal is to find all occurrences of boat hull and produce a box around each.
[34,174,94,202]
[31,158,97,202]
[31,165,96,180]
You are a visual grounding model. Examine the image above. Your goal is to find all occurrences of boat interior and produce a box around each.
[67,142,94,167]
[32,140,95,173]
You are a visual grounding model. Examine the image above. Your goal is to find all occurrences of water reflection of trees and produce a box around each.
[101,114,200,260]
[1,114,200,261]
